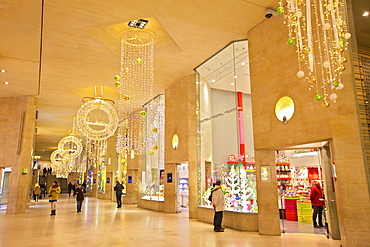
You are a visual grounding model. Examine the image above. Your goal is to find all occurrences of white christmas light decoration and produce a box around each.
[116,27,156,154]
[277,0,350,107]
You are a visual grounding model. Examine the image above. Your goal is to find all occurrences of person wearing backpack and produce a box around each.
[211,180,225,232]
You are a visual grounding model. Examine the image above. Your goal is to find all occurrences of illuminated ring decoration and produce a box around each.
[50,150,66,165]
[57,135,83,158]
[76,99,118,140]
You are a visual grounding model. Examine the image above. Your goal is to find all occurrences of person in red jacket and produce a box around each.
[310,181,325,228]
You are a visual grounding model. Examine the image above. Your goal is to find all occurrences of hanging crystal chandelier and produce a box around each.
[116,24,156,154]
[277,0,350,107]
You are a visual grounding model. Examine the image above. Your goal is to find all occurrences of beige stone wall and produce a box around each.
[165,74,197,218]
[248,16,370,245]
[126,152,140,205]
[0,96,36,214]
[97,135,116,200]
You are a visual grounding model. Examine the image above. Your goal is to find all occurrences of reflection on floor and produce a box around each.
[0,195,341,247]
[281,220,328,235]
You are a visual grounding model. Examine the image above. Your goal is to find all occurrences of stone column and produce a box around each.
[255,149,280,235]
[125,168,135,204]
[164,163,178,213]
[0,96,36,214]
[164,74,197,218]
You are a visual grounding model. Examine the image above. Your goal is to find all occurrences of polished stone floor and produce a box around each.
[0,195,341,247]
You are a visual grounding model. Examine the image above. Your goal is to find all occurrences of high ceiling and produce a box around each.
[0,0,369,161]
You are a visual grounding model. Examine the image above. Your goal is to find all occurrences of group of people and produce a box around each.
[42,167,53,176]
[32,180,125,215]
[48,181,87,215]
[32,181,87,215]
[67,181,86,197]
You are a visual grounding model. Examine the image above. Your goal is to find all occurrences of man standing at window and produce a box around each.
[211,180,225,232]
[114,181,124,208]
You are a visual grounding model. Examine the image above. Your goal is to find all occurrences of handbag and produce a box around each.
[48,194,52,197]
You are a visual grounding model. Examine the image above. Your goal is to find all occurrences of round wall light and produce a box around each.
[275,96,295,124]
[172,134,179,150]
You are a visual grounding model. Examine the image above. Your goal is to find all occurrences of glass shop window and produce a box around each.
[195,40,258,213]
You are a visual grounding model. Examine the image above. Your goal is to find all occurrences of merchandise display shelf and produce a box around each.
[297,201,313,223]
[284,198,298,221]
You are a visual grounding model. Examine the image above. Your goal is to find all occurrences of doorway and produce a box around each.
[176,162,189,212]
[0,168,11,207]
[276,142,340,239]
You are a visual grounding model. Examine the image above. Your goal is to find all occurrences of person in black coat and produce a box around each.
[68,182,73,197]
[75,184,86,213]
[114,181,124,208]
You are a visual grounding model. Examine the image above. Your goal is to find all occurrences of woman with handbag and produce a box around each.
[48,181,61,216]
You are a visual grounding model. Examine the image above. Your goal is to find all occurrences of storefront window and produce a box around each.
[195,40,257,213]
[141,95,165,201]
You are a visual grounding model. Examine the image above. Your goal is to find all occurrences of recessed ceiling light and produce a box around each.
[1,70,5,73]
[234,76,238,78]
[231,82,235,86]
[363,11,369,17]
[211,79,216,82]
[4,82,9,84]
[196,81,199,84]
[241,62,246,66]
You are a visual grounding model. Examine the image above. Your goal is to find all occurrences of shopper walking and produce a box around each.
[33,183,41,202]
[114,181,124,208]
[75,184,86,213]
[72,183,77,196]
[68,182,73,197]
[310,181,325,228]
[211,180,225,232]
[48,181,61,216]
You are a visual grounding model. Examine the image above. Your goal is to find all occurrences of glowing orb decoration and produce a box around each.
[172,134,179,149]
[275,96,295,123]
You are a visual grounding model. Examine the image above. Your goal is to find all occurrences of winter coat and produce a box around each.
[114,183,124,195]
[33,185,41,195]
[211,185,225,212]
[310,184,325,206]
[75,187,86,201]
[48,185,61,200]
[68,183,73,191]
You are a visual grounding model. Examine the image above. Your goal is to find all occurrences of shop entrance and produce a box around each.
[0,168,11,208]
[176,163,189,212]
[276,142,340,239]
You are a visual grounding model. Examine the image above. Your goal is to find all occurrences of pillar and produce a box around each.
[0,96,36,214]
[164,163,177,213]
[255,149,280,235]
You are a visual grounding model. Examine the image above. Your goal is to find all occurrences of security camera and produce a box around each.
[265,8,278,18]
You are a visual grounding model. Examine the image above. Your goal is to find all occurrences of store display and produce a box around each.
[297,201,313,223]
[202,163,257,213]
[141,95,165,202]
[276,151,323,223]
[179,178,188,191]
[284,198,298,221]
